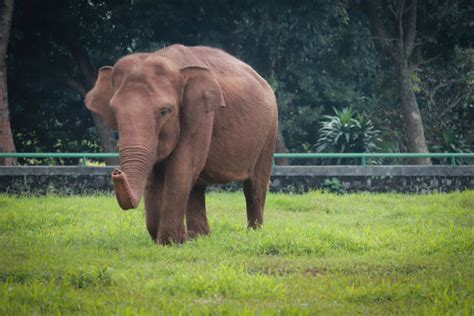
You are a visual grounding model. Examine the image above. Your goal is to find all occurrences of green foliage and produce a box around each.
[0,191,473,314]
[6,0,473,156]
[231,1,381,152]
[419,47,474,152]
[431,129,472,165]
[315,107,382,164]
[322,178,347,194]
[434,129,472,154]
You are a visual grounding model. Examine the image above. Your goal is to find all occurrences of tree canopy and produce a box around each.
[3,0,473,164]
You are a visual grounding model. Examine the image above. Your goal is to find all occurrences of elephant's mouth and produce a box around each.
[112,169,140,210]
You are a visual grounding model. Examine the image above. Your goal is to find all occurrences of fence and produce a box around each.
[0,152,473,193]
[0,152,473,165]
[274,153,474,165]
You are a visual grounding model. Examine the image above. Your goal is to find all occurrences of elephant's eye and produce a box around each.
[158,107,172,118]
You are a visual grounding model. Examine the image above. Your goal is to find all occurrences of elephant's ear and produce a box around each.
[180,66,225,133]
[85,66,117,129]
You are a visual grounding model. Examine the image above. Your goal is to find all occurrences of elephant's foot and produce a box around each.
[147,227,158,242]
[187,221,210,239]
[157,224,187,245]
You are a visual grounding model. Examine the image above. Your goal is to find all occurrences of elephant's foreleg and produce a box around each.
[156,167,199,244]
[144,166,164,242]
[157,108,215,245]
[186,185,210,239]
[157,180,189,244]
[144,190,159,242]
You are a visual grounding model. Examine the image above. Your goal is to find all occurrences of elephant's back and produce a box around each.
[157,45,246,71]
[157,45,273,93]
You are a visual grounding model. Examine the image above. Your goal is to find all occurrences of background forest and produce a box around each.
[2,0,473,164]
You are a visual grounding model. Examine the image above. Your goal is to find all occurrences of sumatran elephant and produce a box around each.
[85,44,278,245]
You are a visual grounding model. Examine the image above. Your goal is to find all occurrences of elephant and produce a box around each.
[85,44,278,245]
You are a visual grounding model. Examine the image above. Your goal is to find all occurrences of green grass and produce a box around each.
[0,191,473,315]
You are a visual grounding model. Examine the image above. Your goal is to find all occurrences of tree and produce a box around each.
[64,43,118,165]
[232,1,379,154]
[363,0,431,164]
[8,0,118,164]
[0,0,16,165]
[419,48,474,150]
[55,2,118,165]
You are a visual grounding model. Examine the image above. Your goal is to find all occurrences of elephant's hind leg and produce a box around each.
[243,176,268,229]
[186,185,210,239]
[244,151,274,228]
[244,119,276,229]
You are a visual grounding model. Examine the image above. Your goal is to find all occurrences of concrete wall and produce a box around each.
[0,165,472,194]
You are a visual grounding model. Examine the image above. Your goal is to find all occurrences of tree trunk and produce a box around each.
[68,44,118,165]
[0,0,16,165]
[91,113,118,165]
[363,0,431,165]
[395,61,431,164]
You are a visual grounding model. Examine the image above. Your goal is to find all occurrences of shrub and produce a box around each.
[314,107,382,164]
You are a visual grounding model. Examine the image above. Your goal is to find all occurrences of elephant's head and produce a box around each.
[85,54,225,210]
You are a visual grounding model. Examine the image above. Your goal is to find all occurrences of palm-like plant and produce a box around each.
[314,107,382,164]
[431,129,472,165]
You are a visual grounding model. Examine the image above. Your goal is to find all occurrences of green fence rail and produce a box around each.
[273,152,474,166]
[0,152,473,166]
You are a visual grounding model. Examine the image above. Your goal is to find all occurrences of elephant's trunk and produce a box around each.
[112,145,155,210]
[112,169,139,209]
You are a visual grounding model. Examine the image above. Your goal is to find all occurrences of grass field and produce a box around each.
[0,191,473,315]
